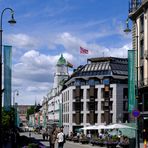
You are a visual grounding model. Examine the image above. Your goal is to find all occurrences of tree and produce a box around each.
[2,107,15,130]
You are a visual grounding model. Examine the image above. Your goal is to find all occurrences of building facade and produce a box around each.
[18,105,32,126]
[42,54,68,127]
[129,0,148,140]
[62,57,128,135]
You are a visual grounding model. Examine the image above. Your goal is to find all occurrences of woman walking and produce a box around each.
[49,130,56,148]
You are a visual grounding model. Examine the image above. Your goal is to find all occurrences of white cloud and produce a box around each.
[56,32,86,53]
[51,32,131,65]
[6,22,131,105]
[5,33,39,49]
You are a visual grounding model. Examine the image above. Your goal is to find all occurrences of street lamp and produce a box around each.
[12,89,19,128]
[0,8,16,146]
[124,18,139,148]
[124,18,131,34]
[13,89,19,106]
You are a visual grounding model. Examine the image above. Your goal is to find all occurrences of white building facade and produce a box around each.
[46,54,68,127]
[62,57,128,135]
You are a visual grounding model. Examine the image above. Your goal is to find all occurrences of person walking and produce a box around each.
[49,130,56,148]
[29,131,31,138]
[57,128,65,148]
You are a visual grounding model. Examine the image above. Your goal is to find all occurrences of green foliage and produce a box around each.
[26,106,35,120]
[28,143,39,148]
[2,107,15,129]
[34,104,42,112]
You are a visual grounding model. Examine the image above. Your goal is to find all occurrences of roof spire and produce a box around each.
[57,53,66,65]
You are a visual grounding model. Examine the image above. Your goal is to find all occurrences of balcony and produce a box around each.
[129,0,142,13]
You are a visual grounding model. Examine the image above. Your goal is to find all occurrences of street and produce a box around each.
[20,132,106,148]
[20,132,145,148]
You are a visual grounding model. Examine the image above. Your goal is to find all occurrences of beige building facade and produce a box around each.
[129,0,148,140]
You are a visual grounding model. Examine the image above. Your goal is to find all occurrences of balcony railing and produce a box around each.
[129,0,142,13]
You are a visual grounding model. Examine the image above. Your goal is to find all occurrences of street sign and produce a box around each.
[132,109,140,118]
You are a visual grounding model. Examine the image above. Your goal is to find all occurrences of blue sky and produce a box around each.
[0,0,132,105]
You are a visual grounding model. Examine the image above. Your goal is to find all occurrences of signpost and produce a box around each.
[132,109,140,118]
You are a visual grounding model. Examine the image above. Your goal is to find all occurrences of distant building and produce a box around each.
[47,54,68,126]
[40,56,128,136]
[62,57,128,135]
[18,105,32,126]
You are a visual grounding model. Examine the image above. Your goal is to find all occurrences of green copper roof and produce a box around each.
[57,54,66,65]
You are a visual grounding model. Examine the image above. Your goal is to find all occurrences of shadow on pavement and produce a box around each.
[18,135,46,147]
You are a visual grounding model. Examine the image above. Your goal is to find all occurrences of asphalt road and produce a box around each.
[20,132,106,148]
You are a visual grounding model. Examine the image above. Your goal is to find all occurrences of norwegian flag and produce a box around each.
[80,46,88,54]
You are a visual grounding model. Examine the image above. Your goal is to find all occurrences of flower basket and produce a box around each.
[79,137,89,144]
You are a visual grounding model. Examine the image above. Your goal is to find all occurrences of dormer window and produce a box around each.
[89,79,95,86]
[75,79,81,86]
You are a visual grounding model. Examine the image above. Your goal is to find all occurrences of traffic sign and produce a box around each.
[132,109,140,118]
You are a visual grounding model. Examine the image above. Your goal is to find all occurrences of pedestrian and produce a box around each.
[87,131,91,143]
[57,128,65,148]
[29,131,31,137]
[49,130,56,148]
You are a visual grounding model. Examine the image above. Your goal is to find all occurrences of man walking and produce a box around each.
[57,128,64,148]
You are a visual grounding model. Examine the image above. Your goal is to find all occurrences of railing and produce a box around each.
[129,0,142,13]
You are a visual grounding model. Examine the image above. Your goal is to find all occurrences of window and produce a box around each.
[95,102,98,111]
[86,114,90,123]
[140,40,144,59]
[110,101,113,111]
[81,114,83,123]
[101,88,104,98]
[123,88,128,99]
[109,88,113,98]
[110,114,113,123]
[73,114,76,123]
[89,79,95,86]
[95,114,98,123]
[101,113,105,123]
[101,102,104,110]
[75,80,81,86]
[140,14,144,33]
[140,66,144,82]
[123,101,128,111]
[123,113,129,123]
[144,94,148,111]
[101,88,113,98]
[73,102,83,111]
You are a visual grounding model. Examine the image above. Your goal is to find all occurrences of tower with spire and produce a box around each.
[53,54,68,89]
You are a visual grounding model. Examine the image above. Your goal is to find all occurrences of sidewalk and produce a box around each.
[140,143,143,147]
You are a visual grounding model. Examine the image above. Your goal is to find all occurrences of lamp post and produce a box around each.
[12,89,19,130]
[124,18,139,148]
[0,8,16,145]
[13,89,19,106]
